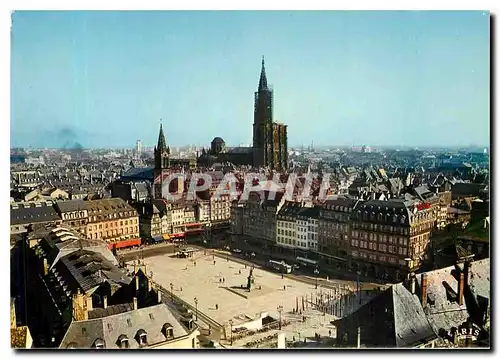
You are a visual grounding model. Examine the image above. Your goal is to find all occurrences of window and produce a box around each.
[137,330,147,346]
[162,323,174,339]
[117,335,129,348]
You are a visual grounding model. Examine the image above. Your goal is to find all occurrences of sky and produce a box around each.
[11,11,490,149]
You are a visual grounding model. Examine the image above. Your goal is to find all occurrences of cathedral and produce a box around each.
[197,57,288,170]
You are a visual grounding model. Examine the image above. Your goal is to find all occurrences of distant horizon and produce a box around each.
[10,144,490,151]
[11,11,490,148]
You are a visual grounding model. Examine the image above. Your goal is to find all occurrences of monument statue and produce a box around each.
[247,267,255,291]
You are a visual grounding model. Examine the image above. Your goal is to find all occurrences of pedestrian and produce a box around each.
[214,260,216,265]
[328,330,331,337]
[219,278,222,283]
[238,269,241,274]
[283,285,286,290]
[216,304,218,310]
[194,261,196,266]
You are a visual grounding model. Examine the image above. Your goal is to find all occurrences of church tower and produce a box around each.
[252,56,274,168]
[154,122,170,170]
[153,121,170,199]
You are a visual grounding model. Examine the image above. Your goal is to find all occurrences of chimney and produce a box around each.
[133,297,138,310]
[458,270,464,306]
[157,290,162,304]
[464,260,471,289]
[409,273,416,295]
[421,273,428,308]
[103,295,108,309]
[357,327,361,349]
[86,296,93,312]
[43,258,49,276]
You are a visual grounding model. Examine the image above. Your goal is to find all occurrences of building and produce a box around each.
[229,200,245,241]
[54,199,89,237]
[59,301,200,349]
[10,201,62,236]
[85,198,140,249]
[24,226,199,348]
[350,199,437,281]
[135,202,162,242]
[112,180,151,203]
[25,226,132,346]
[11,298,33,349]
[333,258,490,348]
[209,192,231,228]
[317,196,360,265]
[241,191,285,248]
[252,57,288,170]
[302,206,320,252]
[197,57,288,170]
[276,201,300,249]
[152,199,174,238]
[136,140,142,154]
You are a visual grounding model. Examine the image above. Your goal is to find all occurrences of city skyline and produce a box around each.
[11,11,490,149]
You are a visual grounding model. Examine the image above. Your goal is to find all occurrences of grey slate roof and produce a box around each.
[10,202,60,225]
[59,303,190,349]
[55,199,87,213]
[415,258,490,335]
[58,249,130,292]
[392,284,436,347]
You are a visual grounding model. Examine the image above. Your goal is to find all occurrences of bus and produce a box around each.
[178,247,197,258]
[268,260,292,274]
[296,256,318,268]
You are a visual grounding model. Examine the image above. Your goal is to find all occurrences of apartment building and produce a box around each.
[276,201,300,248]
[318,196,360,258]
[86,198,140,248]
[209,193,231,227]
[242,191,285,247]
[350,199,436,280]
[303,207,320,251]
[54,199,89,236]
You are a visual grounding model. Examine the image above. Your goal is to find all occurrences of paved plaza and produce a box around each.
[140,250,339,327]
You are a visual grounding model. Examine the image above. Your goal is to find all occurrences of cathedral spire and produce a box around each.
[258,56,268,91]
[157,120,167,152]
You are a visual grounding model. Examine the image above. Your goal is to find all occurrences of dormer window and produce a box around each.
[162,323,174,339]
[136,329,147,346]
[93,338,105,349]
[117,335,129,348]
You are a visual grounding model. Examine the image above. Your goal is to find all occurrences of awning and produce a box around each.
[171,232,185,238]
[163,234,171,240]
[107,238,141,250]
[185,223,201,227]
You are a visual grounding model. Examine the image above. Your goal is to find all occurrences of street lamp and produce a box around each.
[170,282,174,299]
[314,267,319,289]
[229,319,234,345]
[194,297,198,321]
[277,305,283,330]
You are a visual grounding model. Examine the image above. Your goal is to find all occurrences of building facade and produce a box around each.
[350,199,436,280]
[85,198,140,247]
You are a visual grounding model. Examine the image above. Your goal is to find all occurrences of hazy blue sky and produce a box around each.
[11,11,490,149]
